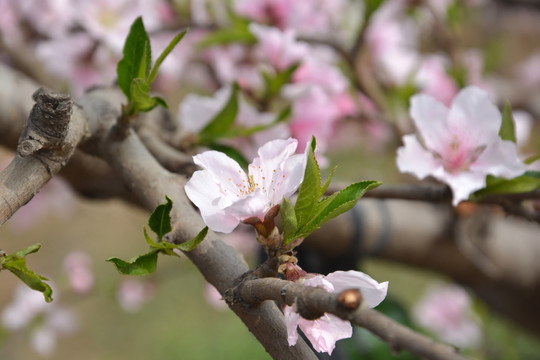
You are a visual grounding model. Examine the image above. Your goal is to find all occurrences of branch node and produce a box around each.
[337,289,363,311]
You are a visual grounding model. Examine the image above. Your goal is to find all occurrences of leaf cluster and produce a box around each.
[107,196,208,276]
[117,17,187,118]
[281,137,382,246]
[0,244,53,302]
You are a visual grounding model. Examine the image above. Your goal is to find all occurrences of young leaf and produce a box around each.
[199,84,240,143]
[294,138,321,226]
[175,226,209,252]
[148,29,188,84]
[281,198,298,244]
[311,181,382,228]
[198,28,257,48]
[107,249,159,276]
[320,166,337,197]
[499,101,517,143]
[129,78,164,113]
[117,17,152,99]
[263,63,300,100]
[2,245,53,302]
[472,174,540,200]
[148,196,173,242]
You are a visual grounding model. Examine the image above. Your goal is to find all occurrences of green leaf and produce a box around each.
[320,166,337,197]
[209,143,249,169]
[311,181,382,228]
[364,0,386,23]
[198,28,256,48]
[500,102,517,143]
[2,245,53,302]
[294,138,321,226]
[524,155,540,165]
[199,84,240,142]
[117,17,151,99]
[148,196,173,242]
[281,198,298,244]
[472,175,540,200]
[107,249,159,276]
[263,63,300,100]
[129,78,162,113]
[148,29,188,84]
[8,243,42,258]
[175,226,208,252]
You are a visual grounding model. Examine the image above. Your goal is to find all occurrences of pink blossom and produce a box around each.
[285,270,388,354]
[415,55,459,106]
[397,86,527,205]
[249,23,309,71]
[234,0,291,28]
[413,284,482,348]
[185,138,306,233]
[117,279,156,312]
[2,285,77,357]
[63,251,94,295]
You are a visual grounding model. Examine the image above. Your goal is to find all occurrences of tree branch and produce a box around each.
[228,277,469,360]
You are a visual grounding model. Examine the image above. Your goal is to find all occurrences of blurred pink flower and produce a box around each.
[249,23,309,71]
[117,279,156,313]
[285,270,388,354]
[416,55,459,106]
[185,138,306,233]
[2,284,77,357]
[63,251,94,295]
[397,86,527,205]
[413,284,483,348]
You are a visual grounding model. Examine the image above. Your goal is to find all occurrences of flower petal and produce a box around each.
[433,169,486,206]
[298,313,352,354]
[410,93,449,152]
[284,305,302,346]
[324,270,388,308]
[471,138,527,178]
[396,134,441,179]
[193,150,248,196]
[447,86,501,146]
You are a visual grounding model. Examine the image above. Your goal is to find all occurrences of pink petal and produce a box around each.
[298,313,352,354]
[472,138,527,178]
[284,305,302,346]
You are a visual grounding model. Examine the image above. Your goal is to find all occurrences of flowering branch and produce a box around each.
[226,277,469,360]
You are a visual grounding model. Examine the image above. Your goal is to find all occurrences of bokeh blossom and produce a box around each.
[285,270,388,355]
[62,251,95,295]
[2,285,77,357]
[185,138,306,233]
[413,284,483,348]
[397,86,527,205]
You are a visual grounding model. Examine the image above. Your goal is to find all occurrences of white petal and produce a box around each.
[410,93,449,152]
[224,190,271,220]
[396,135,441,179]
[325,270,389,308]
[185,171,241,233]
[472,138,527,179]
[448,86,501,146]
[193,150,248,195]
[433,169,486,206]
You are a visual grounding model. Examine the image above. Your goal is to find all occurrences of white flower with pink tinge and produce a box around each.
[397,86,527,206]
[285,270,388,355]
[185,138,306,233]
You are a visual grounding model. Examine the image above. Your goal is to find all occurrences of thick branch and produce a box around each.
[230,278,469,360]
[0,88,87,225]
